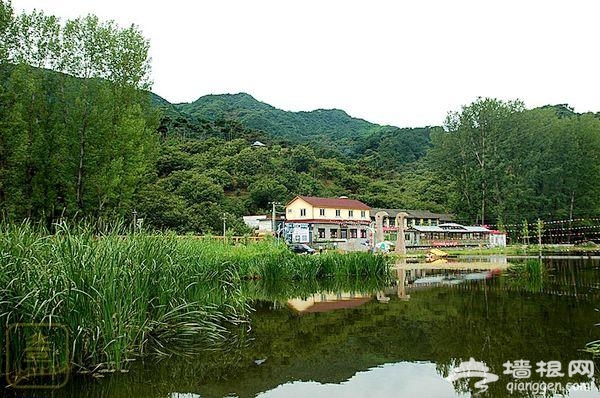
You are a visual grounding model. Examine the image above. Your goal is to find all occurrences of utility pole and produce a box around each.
[222,213,226,237]
[268,201,281,237]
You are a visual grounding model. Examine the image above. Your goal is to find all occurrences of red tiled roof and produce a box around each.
[289,196,371,210]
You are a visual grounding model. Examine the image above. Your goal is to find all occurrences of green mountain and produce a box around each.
[177,92,374,141]
[174,92,435,162]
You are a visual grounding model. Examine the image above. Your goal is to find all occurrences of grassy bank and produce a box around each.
[0,222,389,375]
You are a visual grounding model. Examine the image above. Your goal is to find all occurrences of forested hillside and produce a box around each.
[145,97,443,232]
[177,92,434,162]
[143,94,445,234]
[2,1,600,236]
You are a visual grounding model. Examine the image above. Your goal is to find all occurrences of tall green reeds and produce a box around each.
[0,222,390,374]
[506,258,546,292]
[0,222,250,373]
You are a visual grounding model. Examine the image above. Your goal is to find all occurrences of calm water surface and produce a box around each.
[9,256,600,398]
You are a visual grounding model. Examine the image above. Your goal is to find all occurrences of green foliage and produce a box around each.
[536,219,544,247]
[177,92,432,161]
[0,222,390,372]
[521,219,530,245]
[0,222,252,371]
[507,259,546,292]
[0,0,13,61]
[0,7,158,223]
[428,97,600,225]
[3,5,600,236]
[136,130,450,233]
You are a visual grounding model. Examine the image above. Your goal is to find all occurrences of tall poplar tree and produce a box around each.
[0,2,158,221]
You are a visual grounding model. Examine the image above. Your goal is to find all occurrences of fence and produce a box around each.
[488,218,600,245]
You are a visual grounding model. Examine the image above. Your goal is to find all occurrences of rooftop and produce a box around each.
[289,196,371,210]
[371,208,454,220]
[408,223,491,233]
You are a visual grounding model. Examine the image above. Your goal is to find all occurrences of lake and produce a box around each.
[5,256,600,397]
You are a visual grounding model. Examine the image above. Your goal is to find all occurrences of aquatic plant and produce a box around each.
[0,222,250,373]
[506,258,546,293]
[0,222,390,373]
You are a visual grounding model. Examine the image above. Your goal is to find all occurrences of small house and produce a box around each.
[284,195,371,251]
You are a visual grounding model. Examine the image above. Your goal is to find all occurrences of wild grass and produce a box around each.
[0,222,390,374]
[506,259,546,292]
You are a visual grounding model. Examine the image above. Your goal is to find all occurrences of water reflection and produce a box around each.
[287,293,373,313]
[257,362,468,398]
[6,257,600,398]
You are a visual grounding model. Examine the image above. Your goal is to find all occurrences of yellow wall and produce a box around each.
[286,197,371,221]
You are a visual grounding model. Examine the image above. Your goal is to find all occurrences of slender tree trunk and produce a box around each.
[76,115,89,211]
[568,191,574,244]
[481,183,486,226]
[25,92,36,218]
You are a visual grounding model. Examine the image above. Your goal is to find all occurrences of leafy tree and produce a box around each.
[0,7,158,222]
[164,170,223,205]
[0,0,13,60]
[249,177,288,211]
[289,145,317,173]
[430,98,525,224]
[136,184,190,233]
[521,220,530,245]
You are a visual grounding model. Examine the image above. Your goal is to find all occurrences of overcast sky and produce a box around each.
[12,0,600,127]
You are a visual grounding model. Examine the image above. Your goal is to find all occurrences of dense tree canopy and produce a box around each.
[2,2,599,236]
[428,98,600,225]
[0,3,157,223]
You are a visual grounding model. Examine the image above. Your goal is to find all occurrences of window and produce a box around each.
[335,209,341,217]
[360,229,367,238]
[350,229,357,238]
[319,208,325,216]
[300,208,306,216]
[348,210,354,217]
[341,229,348,239]
[361,210,366,218]
[318,228,325,238]
[330,229,338,238]
[288,208,292,213]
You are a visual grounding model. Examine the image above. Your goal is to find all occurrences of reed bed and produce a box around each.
[506,258,546,292]
[0,222,390,374]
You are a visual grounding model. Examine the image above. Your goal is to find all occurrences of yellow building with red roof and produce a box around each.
[284,196,372,251]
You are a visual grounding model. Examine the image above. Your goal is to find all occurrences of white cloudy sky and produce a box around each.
[12,0,600,127]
